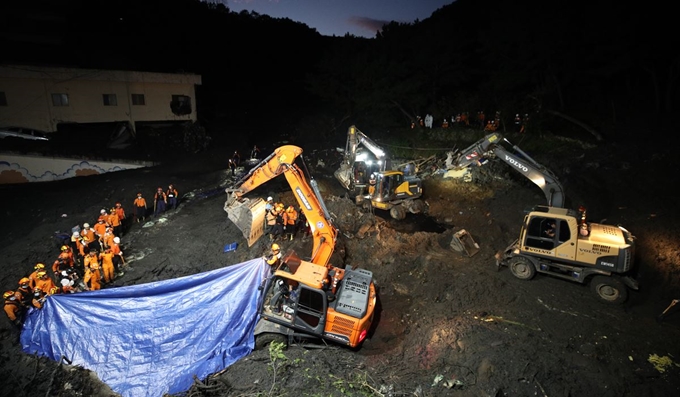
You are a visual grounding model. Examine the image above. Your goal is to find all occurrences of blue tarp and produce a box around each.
[20,258,269,397]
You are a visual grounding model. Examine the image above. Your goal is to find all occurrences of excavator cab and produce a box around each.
[257,251,376,348]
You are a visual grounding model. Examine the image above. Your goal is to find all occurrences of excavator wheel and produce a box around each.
[508,256,536,280]
[255,333,288,350]
[590,275,628,304]
[390,205,407,220]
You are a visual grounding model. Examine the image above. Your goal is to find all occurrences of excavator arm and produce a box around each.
[225,145,338,267]
[454,133,565,208]
[335,125,387,191]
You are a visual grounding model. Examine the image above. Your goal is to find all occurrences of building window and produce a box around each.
[103,94,118,106]
[131,94,145,105]
[0,91,7,106]
[51,93,69,107]
[170,95,192,116]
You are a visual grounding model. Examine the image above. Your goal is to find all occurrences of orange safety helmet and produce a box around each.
[286,206,294,212]
[272,243,281,252]
[3,290,14,299]
[35,263,46,270]
[60,245,69,251]
[19,277,30,286]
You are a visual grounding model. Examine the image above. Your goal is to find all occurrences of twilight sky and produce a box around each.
[222,0,455,38]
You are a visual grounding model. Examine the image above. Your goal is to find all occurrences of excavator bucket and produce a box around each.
[334,166,353,191]
[224,197,267,247]
[450,229,480,257]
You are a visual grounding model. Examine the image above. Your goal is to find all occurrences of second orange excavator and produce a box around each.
[224,145,377,348]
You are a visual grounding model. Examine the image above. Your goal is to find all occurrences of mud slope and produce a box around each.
[0,135,679,397]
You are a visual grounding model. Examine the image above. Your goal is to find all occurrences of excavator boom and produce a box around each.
[454,133,565,207]
[224,145,337,266]
[335,125,387,191]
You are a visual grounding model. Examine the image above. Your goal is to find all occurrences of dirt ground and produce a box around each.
[1,131,679,397]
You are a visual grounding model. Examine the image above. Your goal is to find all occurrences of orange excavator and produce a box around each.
[224,145,377,348]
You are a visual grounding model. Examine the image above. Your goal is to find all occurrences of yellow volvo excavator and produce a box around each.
[334,125,427,219]
[453,133,638,304]
[224,145,377,348]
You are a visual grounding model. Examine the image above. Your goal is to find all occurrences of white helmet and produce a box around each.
[267,196,273,202]
[72,231,80,237]
[100,209,106,214]
[83,223,90,228]
[113,237,121,244]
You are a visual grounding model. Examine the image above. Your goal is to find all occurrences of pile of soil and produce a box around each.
[1,133,679,397]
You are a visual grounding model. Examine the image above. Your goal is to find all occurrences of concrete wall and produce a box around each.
[0,153,154,184]
[0,65,202,133]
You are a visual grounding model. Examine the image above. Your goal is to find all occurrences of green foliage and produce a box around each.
[268,341,288,365]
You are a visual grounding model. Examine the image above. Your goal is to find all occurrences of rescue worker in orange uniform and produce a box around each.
[70,231,81,258]
[282,206,298,241]
[15,278,33,307]
[108,208,122,237]
[266,243,282,273]
[59,245,75,268]
[34,271,58,296]
[93,218,107,242]
[133,193,147,223]
[114,202,127,235]
[101,226,116,250]
[99,248,116,284]
[81,223,99,253]
[31,288,46,309]
[83,250,102,291]
[442,118,449,128]
[153,187,167,217]
[76,233,89,258]
[265,204,281,241]
[52,257,71,277]
[166,184,179,210]
[368,173,377,196]
[4,290,24,328]
[28,263,46,290]
[97,209,108,223]
[111,236,125,276]
[274,203,286,240]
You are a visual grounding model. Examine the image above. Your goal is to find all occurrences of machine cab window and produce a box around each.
[295,287,326,330]
[525,217,570,250]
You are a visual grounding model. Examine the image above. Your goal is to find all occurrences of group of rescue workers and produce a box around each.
[132,184,179,223]
[4,184,181,330]
[413,111,530,133]
[264,196,311,243]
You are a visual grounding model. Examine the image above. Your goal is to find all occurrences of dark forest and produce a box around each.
[2,0,678,144]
